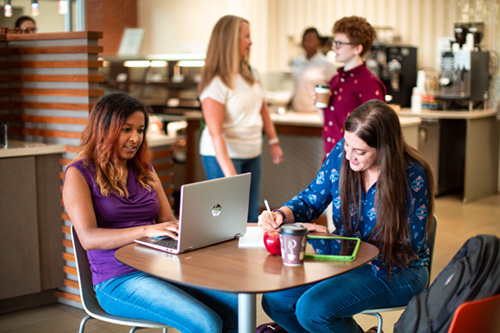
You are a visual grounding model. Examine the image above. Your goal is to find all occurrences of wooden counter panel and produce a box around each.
[276,124,322,136]
[0,60,103,68]
[2,88,103,97]
[0,157,41,300]
[36,154,64,290]
[3,45,103,55]
[6,114,88,125]
[0,101,93,111]
[4,31,103,41]
[0,74,103,82]
[0,30,103,310]
[9,128,82,139]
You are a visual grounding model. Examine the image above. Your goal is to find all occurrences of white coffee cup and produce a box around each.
[315,85,331,109]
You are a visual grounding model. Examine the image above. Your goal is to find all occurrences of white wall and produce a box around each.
[137,0,500,75]
[137,0,269,71]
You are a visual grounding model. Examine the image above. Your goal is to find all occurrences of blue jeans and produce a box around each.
[202,155,262,222]
[94,271,238,333]
[262,264,429,333]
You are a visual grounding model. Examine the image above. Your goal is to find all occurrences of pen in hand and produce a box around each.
[264,199,275,228]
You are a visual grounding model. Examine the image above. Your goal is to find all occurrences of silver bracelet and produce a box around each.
[268,137,280,145]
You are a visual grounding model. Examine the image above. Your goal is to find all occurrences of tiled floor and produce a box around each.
[1,193,499,333]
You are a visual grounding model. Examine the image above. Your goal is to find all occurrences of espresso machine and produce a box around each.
[438,22,490,110]
[367,45,417,107]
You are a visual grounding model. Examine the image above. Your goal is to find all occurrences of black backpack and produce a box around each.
[394,234,500,333]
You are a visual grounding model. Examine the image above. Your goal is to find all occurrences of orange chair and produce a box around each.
[448,293,500,333]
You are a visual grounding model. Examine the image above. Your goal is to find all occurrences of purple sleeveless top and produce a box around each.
[67,160,159,285]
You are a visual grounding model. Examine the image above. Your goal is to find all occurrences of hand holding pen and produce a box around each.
[258,199,282,231]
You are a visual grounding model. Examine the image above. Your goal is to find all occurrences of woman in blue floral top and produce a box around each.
[258,99,435,333]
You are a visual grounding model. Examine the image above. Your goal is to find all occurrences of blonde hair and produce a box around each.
[198,15,255,94]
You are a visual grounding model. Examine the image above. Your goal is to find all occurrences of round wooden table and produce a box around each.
[116,234,379,333]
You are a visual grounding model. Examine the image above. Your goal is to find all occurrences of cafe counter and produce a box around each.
[262,110,421,207]
[183,110,421,208]
[0,141,64,312]
[398,108,498,203]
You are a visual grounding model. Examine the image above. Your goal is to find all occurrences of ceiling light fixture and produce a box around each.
[4,0,12,17]
[31,0,39,16]
[58,0,68,15]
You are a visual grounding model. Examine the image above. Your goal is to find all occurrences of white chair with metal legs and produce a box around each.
[361,216,438,333]
[71,225,170,333]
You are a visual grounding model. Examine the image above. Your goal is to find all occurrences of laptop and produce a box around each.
[134,173,251,254]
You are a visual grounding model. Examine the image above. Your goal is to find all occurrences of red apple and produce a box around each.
[263,229,281,256]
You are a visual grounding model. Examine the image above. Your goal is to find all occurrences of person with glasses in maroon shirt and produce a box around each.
[320,16,386,160]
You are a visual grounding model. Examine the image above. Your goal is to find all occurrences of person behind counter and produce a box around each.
[258,99,435,333]
[320,16,386,159]
[197,15,283,222]
[63,93,238,333]
[290,27,336,112]
[14,15,37,33]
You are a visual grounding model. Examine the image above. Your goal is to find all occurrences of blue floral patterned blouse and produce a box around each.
[285,139,431,276]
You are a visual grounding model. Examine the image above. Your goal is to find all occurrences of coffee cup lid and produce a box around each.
[279,224,308,236]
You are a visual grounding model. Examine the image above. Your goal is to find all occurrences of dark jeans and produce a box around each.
[262,264,429,332]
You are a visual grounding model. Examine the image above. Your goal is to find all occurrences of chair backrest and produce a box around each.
[448,293,500,333]
[427,215,438,280]
[71,225,109,316]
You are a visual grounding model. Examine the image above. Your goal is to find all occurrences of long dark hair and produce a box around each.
[339,99,434,274]
[75,93,153,197]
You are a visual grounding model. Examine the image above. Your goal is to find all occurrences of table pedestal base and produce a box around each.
[238,293,256,333]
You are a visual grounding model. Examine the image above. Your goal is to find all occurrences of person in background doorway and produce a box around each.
[258,99,435,333]
[290,27,336,112]
[320,16,386,160]
[14,16,37,33]
[198,15,283,222]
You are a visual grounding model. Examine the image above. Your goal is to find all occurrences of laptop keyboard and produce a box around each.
[150,237,178,249]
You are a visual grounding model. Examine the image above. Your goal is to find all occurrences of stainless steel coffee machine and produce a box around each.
[438,50,489,110]
[438,22,490,110]
[367,45,417,107]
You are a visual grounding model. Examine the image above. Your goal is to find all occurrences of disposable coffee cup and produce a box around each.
[279,224,308,266]
[315,85,331,108]
[0,123,7,149]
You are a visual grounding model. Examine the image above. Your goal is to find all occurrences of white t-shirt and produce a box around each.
[291,51,336,112]
[199,74,264,158]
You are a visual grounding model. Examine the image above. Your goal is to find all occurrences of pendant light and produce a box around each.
[58,0,68,15]
[31,0,39,16]
[4,0,12,17]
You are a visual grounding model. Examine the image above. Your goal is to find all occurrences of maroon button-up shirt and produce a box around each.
[322,63,386,159]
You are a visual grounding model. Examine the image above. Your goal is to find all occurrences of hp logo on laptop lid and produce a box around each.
[212,204,222,217]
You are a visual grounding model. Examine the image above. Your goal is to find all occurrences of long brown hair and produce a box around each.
[339,99,435,274]
[198,15,255,94]
[75,93,153,197]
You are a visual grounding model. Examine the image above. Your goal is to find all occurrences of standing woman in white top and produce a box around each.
[291,27,336,112]
[198,15,283,222]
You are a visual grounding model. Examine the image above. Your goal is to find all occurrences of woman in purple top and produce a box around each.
[63,93,237,333]
[321,16,387,159]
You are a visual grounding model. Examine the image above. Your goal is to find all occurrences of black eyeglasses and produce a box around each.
[332,40,356,49]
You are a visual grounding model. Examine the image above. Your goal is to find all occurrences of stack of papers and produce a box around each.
[238,226,266,248]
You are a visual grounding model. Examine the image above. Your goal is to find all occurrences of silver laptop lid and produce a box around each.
[176,173,251,253]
